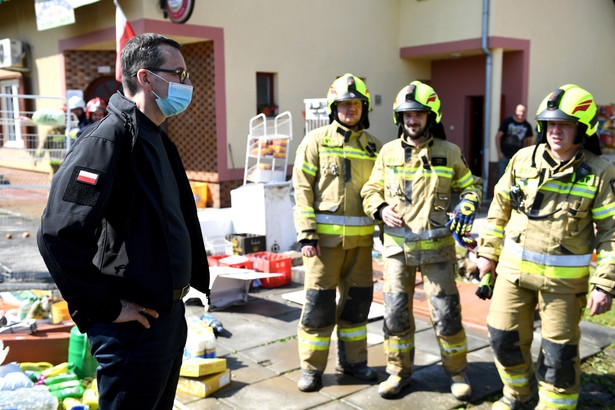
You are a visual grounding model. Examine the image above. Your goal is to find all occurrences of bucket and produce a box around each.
[68,326,98,379]
[51,301,70,324]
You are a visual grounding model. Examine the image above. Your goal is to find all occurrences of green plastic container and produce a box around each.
[68,326,98,378]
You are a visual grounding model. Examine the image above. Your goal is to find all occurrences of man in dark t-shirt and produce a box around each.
[496,104,533,179]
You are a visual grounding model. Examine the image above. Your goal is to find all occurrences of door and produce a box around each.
[466,96,484,177]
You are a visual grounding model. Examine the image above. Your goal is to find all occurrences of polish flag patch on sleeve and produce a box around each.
[76,169,99,185]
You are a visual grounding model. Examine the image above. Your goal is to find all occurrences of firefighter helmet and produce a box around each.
[86,97,108,119]
[536,84,598,137]
[393,81,442,125]
[326,73,371,114]
[67,96,86,111]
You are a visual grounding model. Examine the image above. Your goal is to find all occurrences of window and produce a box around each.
[0,80,22,148]
[256,72,277,117]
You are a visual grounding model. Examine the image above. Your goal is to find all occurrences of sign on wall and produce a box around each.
[34,0,75,31]
[160,0,195,24]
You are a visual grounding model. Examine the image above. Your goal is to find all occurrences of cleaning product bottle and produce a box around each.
[184,327,206,359]
[203,326,216,358]
[50,385,85,400]
[42,371,78,386]
[48,379,82,391]
[39,362,75,380]
[82,378,99,410]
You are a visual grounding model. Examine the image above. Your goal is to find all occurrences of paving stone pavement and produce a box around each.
[176,279,615,409]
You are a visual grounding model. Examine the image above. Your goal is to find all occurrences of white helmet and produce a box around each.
[67,96,86,111]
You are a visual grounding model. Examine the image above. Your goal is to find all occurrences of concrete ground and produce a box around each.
[2,209,615,408]
[175,278,615,409]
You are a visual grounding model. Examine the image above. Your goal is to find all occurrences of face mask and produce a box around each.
[148,70,193,117]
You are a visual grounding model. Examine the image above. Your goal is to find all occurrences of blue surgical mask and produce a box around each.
[148,70,193,117]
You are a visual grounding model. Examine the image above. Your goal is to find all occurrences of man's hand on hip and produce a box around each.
[113,299,159,329]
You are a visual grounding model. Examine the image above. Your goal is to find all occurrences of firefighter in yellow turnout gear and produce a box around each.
[293,74,382,392]
[361,81,482,400]
[477,85,614,410]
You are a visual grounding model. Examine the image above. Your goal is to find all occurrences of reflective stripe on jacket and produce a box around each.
[292,121,382,249]
[478,144,615,294]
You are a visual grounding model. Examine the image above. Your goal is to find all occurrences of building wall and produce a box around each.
[187,0,428,164]
[399,0,484,46]
[0,0,613,206]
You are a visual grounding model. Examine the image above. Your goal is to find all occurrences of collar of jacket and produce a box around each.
[537,143,584,178]
[107,91,140,151]
[401,135,434,150]
[334,121,362,142]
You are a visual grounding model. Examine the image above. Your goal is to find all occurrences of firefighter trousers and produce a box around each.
[488,277,585,409]
[297,245,374,372]
[382,254,468,376]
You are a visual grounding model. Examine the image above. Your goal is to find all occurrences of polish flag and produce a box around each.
[115,0,135,83]
[77,170,99,185]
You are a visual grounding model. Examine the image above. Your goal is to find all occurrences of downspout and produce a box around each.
[481,0,491,200]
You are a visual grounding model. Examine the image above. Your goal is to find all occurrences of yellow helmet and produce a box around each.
[326,73,371,114]
[536,84,598,137]
[393,81,442,125]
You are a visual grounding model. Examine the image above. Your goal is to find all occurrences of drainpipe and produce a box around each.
[481,0,491,200]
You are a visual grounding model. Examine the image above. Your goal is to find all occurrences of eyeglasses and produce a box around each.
[145,68,190,84]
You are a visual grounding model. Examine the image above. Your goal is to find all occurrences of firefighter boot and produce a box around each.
[335,364,377,381]
[450,372,472,401]
[492,395,530,410]
[378,375,412,399]
[297,370,322,392]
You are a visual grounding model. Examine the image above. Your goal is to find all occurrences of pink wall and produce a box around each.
[431,54,486,152]
[402,36,530,161]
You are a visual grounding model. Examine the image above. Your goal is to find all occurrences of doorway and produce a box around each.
[466,96,484,177]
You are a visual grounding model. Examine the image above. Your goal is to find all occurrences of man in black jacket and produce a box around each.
[38,33,210,409]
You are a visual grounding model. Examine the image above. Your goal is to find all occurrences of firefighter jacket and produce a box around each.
[292,121,382,249]
[38,91,210,332]
[478,143,615,295]
[362,136,482,264]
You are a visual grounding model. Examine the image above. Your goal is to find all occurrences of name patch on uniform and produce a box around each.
[323,137,343,147]
[385,156,403,166]
[516,166,538,178]
[575,173,594,186]
[76,169,99,185]
[432,157,447,166]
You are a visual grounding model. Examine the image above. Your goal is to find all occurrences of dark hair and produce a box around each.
[121,33,182,95]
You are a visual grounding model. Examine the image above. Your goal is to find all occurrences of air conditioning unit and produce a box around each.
[0,38,27,71]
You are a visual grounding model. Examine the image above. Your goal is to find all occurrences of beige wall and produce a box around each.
[399,0,484,46]
[1,0,613,172]
[491,0,615,117]
[190,0,428,165]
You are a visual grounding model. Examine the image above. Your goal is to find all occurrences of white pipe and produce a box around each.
[481,0,491,199]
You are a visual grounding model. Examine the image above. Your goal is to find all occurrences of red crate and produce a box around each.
[247,252,292,288]
[207,255,227,267]
[208,254,254,270]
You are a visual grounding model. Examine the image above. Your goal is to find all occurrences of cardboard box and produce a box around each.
[177,369,231,398]
[225,233,266,255]
[180,358,227,378]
